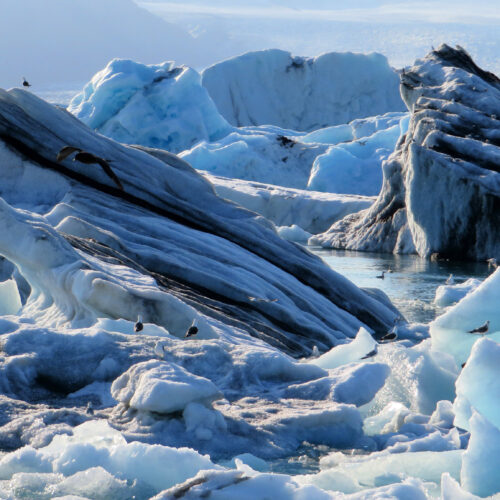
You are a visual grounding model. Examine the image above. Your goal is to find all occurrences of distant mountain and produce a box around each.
[0,0,199,88]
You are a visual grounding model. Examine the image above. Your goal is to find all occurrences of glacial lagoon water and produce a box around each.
[309,247,492,324]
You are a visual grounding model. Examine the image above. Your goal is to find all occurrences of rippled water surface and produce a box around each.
[309,247,491,324]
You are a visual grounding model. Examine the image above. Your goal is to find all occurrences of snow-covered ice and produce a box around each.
[433,278,482,308]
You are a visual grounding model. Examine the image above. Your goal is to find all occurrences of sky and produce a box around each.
[0,0,498,94]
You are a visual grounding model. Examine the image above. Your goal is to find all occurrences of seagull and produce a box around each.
[487,258,498,269]
[376,271,385,280]
[134,315,143,333]
[311,345,320,357]
[380,331,397,342]
[22,77,31,88]
[380,316,402,342]
[185,320,198,338]
[56,146,124,191]
[468,320,490,335]
[361,346,378,359]
[445,274,455,285]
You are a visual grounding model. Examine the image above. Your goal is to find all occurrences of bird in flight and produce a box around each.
[56,146,124,191]
[22,77,31,88]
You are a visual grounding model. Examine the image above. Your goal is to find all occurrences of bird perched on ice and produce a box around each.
[381,331,397,342]
[134,315,143,333]
[376,271,385,279]
[185,320,198,338]
[311,345,320,358]
[468,320,490,335]
[56,146,124,191]
[487,258,498,269]
[22,77,31,88]
[445,274,455,285]
[381,316,403,342]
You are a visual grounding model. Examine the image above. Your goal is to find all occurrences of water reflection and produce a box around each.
[309,247,491,323]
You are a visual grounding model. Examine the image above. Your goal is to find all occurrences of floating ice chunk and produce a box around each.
[311,328,376,369]
[332,363,390,407]
[183,402,227,441]
[69,59,231,153]
[309,448,461,494]
[0,447,51,480]
[431,268,500,365]
[461,412,500,497]
[51,466,129,499]
[307,120,408,196]
[202,49,405,131]
[441,473,480,500]
[276,224,312,243]
[364,340,458,416]
[220,453,269,472]
[429,400,455,429]
[454,337,500,431]
[203,173,373,235]
[284,363,389,407]
[363,402,410,436]
[0,279,21,315]
[153,467,334,500]
[111,360,223,414]
[95,318,172,338]
[434,279,482,308]
[385,428,461,453]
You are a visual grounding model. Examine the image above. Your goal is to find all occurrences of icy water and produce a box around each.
[310,247,491,324]
[266,248,491,475]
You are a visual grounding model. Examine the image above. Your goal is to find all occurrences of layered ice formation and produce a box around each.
[1,46,500,499]
[312,45,500,261]
[201,49,405,131]
[69,57,407,200]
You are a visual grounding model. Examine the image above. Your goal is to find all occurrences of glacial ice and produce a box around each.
[111,360,223,414]
[0,45,499,499]
[314,44,500,260]
[69,57,407,199]
[201,49,405,131]
[430,268,500,365]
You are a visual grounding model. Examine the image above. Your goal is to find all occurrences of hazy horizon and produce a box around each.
[1,0,498,94]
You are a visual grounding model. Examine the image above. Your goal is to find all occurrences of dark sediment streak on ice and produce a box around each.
[0,89,398,355]
[313,44,500,261]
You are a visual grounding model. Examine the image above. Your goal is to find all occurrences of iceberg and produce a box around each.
[202,49,405,131]
[69,57,407,198]
[312,45,500,261]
